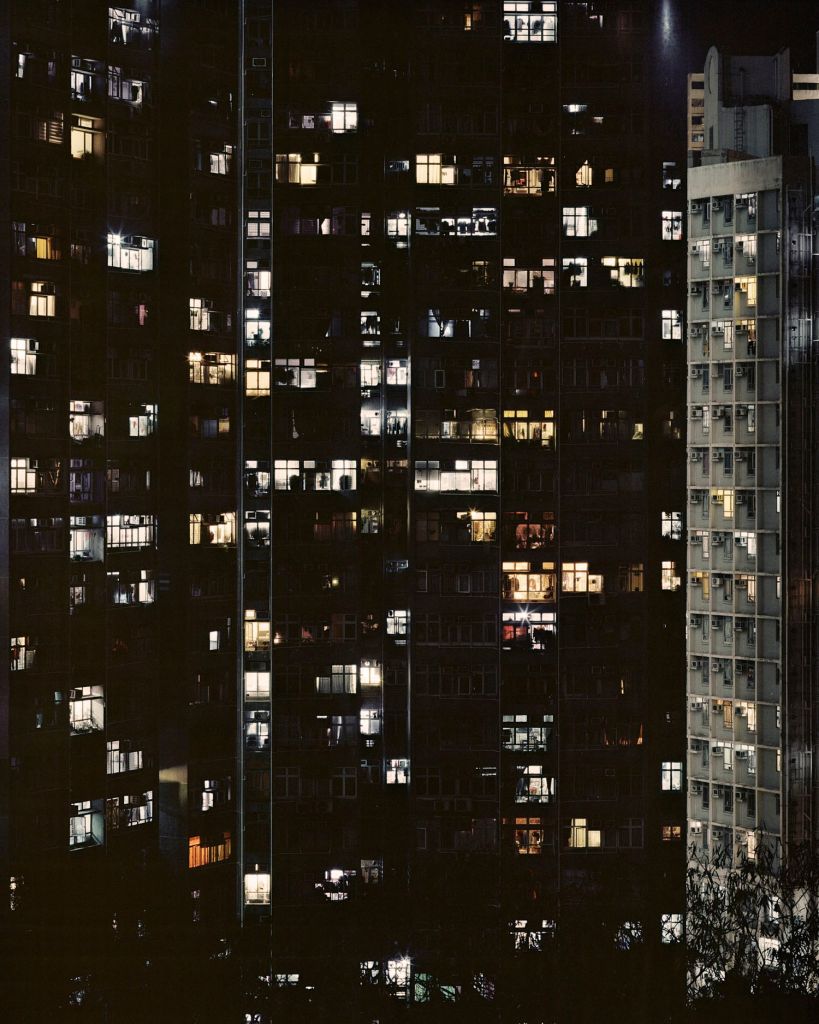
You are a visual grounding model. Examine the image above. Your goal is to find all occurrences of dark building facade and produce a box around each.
[2,1,241,1017]
[2,1,693,1020]
[239,0,687,1018]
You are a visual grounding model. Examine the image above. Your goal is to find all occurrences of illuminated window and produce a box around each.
[660,761,682,791]
[316,664,357,695]
[247,269,271,296]
[107,790,153,829]
[27,281,56,318]
[128,403,156,437]
[107,65,145,105]
[209,143,233,175]
[106,740,143,774]
[661,512,682,540]
[414,459,497,493]
[561,561,603,594]
[386,610,408,641]
[189,351,235,386]
[735,276,757,306]
[661,561,681,591]
[503,155,555,195]
[515,765,555,803]
[189,832,231,869]
[70,115,102,159]
[514,817,544,854]
[661,309,682,340]
[107,234,154,271]
[562,257,587,287]
[386,210,410,245]
[503,1,557,42]
[662,161,681,189]
[244,872,271,904]
[661,210,683,241]
[502,611,556,650]
[245,359,270,396]
[502,408,555,446]
[503,561,556,601]
[568,817,601,849]
[275,152,319,185]
[712,489,735,518]
[106,513,155,550]
[734,530,756,557]
[330,102,357,133]
[69,801,103,849]
[386,759,409,784]
[189,512,236,546]
[246,210,271,237]
[11,338,40,375]
[661,825,682,842]
[661,913,683,944]
[601,257,644,288]
[502,714,553,751]
[189,298,212,331]
[575,160,593,187]
[69,686,104,733]
[245,671,270,699]
[503,258,556,295]
[562,206,598,237]
[416,153,443,184]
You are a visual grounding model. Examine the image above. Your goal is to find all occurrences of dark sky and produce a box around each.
[682,0,818,69]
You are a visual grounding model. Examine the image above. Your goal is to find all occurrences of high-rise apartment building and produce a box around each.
[238,1,687,1016]
[686,46,819,872]
[3,1,241,1016]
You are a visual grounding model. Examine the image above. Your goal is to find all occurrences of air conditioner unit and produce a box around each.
[712,661,721,673]
[690,452,702,462]
[736,405,748,416]
[736,578,747,588]
[736,452,746,462]
[692,408,703,418]
[714,407,724,418]
[691,659,703,670]
[735,620,747,632]
[713,450,724,461]
[713,577,723,588]
[713,533,724,545]
[689,368,701,379]
[690,615,702,627]
[736,366,745,377]
[712,200,723,212]
[735,705,746,716]
[736,790,746,801]
[736,493,746,504]
[690,243,701,255]
[691,534,702,544]
[712,619,721,630]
